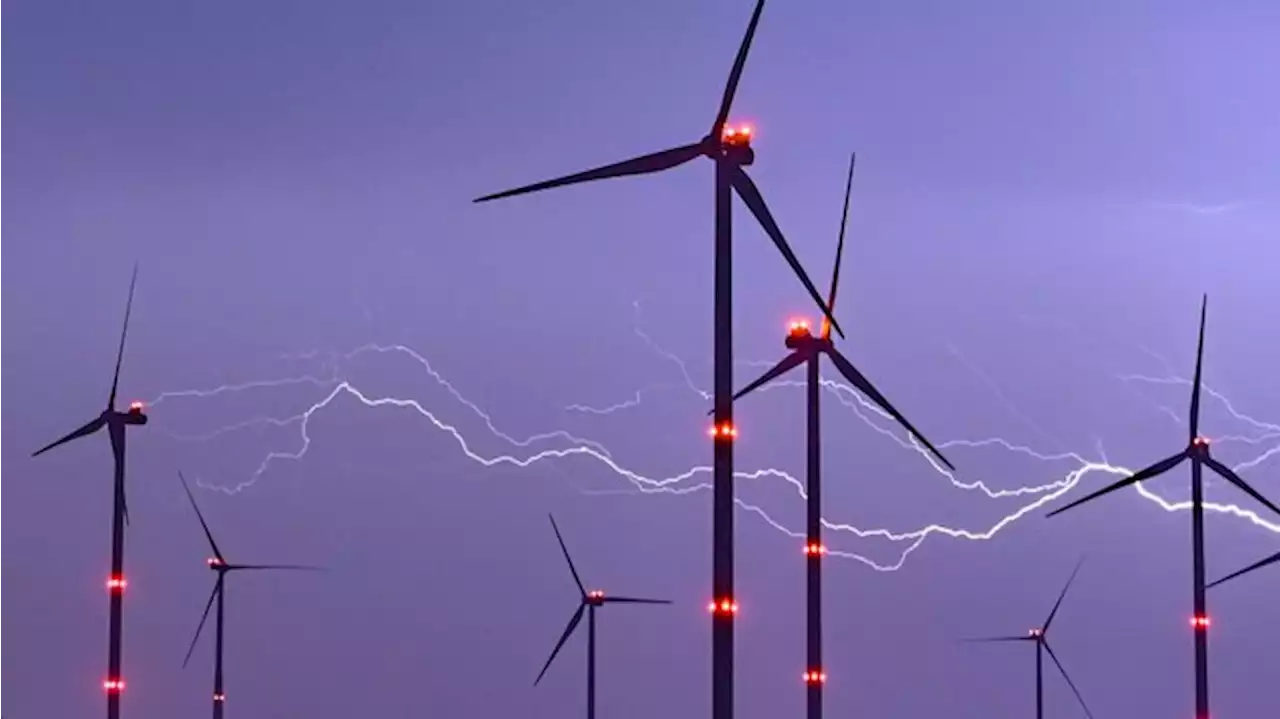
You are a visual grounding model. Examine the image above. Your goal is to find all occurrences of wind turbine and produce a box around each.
[473,4,840,715]
[963,560,1093,719]
[1046,295,1280,718]
[535,514,671,719]
[31,264,147,719]
[178,472,321,718]
[717,152,954,719]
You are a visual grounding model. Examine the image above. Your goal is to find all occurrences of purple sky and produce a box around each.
[4,0,1279,717]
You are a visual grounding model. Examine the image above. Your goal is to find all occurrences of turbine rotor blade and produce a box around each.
[960,635,1033,644]
[178,471,224,561]
[1207,550,1280,589]
[32,417,106,457]
[711,349,807,414]
[1043,641,1095,719]
[711,0,768,138]
[602,596,672,605]
[1202,456,1280,517]
[108,263,139,410]
[1189,294,1207,441]
[824,346,956,471]
[1043,556,1086,632]
[183,580,221,668]
[1047,452,1187,518]
[535,604,586,686]
[728,166,845,339]
[548,514,586,597]
[473,143,704,203]
[225,564,324,572]
[821,151,856,340]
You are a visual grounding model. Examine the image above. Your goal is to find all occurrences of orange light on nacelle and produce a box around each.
[721,124,753,141]
[788,318,811,334]
[1193,436,1211,446]
[207,557,223,567]
[587,590,605,600]
[129,400,145,412]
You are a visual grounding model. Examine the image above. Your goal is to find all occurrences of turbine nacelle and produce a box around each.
[1028,628,1043,639]
[785,317,813,348]
[1190,435,1211,454]
[207,557,225,570]
[118,400,149,425]
[586,589,606,606]
[708,123,755,165]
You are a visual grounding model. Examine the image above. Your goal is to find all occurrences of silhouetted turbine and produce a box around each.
[31,264,147,719]
[535,514,671,719]
[963,559,1093,719]
[1046,295,1280,719]
[718,152,954,719]
[179,472,321,719]
[474,6,839,715]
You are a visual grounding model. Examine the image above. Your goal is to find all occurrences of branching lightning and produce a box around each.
[148,306,1280,573]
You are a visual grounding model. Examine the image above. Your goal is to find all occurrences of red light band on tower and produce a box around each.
[1191,614,1211,630]
[803,542,827,556]
[803,670,827,684]
[214,693,226,702]
[106,575,127,592]
[707,598,740,615]
[103,678,125,693]
[708,422,737,440]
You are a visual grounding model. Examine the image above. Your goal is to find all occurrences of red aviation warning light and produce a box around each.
[1193,436,1211,447]
[803,542,827,556]
[708,598,740,615]
[106,575,127,592]
[1191,614,1211,630]
[788,318,811,336]
[721,124,753,145]
[128,400,145,412]
[803,670,827,684]
[708,422,738,440]
[587,590,605,600]
[214,693,226,702]
[1029,628,1043,638]
[207,557,223,567]
[103,678,126,693]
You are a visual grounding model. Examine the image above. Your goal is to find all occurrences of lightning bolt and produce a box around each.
[149,308,1279,572]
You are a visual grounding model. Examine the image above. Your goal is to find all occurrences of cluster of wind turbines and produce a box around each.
[28,0,1277,718]
[32,267,322,719]
[469,0,1279,717]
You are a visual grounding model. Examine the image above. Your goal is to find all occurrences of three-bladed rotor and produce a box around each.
[963,558,1094,718]
[178,472,322,669]
[714,152,955,472]
[1047,296,1280,520]
[534,514,671,686]
[472,0,843,340]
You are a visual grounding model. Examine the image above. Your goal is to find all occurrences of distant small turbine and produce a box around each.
[178,472,321,718]
[535,514,671,719]
[963,559,1093,719]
